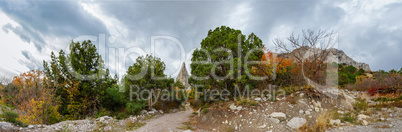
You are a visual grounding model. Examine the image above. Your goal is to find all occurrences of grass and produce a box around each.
[177,121,194,130]
[352,98,368,112]
[300,110,340,132]
[341,112,356,124]
[126,120,146,131]
[236,99,259,106]
[202,109,209,114]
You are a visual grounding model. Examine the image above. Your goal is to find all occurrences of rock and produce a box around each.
[268,118,280,123]
[305,111,311,115]
[270,112,286,119]
[330,119,341,126]
[183,130,192,132]
[315,107,320,112]
[287,117,307,129]
[357,114,368,120]
[159,110,164,114]
[0,122,15,131]
[237,106,243,111]
[258,124,266,129]
[99,116,113,122]
[299,110,304,114]
[141,110,148,115]
[254,97,262,101]
[230,103,237,110]
[300,93,304,98]
[28,125,34,129]
[362,120,368,126]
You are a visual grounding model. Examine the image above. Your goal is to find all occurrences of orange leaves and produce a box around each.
[7,70,61,125]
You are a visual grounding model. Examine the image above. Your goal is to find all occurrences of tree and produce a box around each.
[189,26,264,99]
[274,30,337,84]
[43,40,117,119]
[253,48,303,88]
[123,54,174,109]
[273,29,339,98]
[8,70,60,125]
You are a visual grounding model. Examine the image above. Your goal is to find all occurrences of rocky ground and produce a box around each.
[188,89,402,132]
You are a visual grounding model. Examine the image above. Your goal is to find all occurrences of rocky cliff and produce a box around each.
[176,62,190,90]
[278,47,371,71]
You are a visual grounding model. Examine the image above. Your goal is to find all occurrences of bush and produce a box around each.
[3,111,19,122]
[202,109,208,114]
[352,98,368,112]
[126,101,146,115]
[116,112,129,120]
[100,86,125,112]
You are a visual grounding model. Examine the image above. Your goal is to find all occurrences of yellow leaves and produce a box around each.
[6,70,61,125]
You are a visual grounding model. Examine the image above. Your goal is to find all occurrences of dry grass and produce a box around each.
[126,120,146,131]
[300,110,339,132]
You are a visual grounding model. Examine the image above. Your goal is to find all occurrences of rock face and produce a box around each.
[278,47,371,71]
[327,48,371,71]
[176,62,190,90]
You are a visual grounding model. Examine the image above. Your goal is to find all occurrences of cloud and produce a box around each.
[18,50,43,70]
[0,0,110,52]
[0,0,402,78]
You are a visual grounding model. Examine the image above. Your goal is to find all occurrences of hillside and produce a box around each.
[278,47,371,71]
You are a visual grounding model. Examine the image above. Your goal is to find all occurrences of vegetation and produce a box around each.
[189,26,264,102]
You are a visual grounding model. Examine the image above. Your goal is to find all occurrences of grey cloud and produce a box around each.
[0,0,110,52]
[18,50,43,71]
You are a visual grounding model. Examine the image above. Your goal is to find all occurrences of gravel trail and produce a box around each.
[134,104,193,132]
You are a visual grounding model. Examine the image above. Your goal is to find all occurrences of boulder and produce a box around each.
[287,117,307,129]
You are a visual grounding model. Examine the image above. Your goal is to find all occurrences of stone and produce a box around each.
[315,107,320,112]
[305,111,311,115]
[362,120,368,126]
[357,114,368,120]
[141,110,148,115]
[270,112,286,119]
[254,97,262,101]
[237,106,243,111]
[299,110,304,114]
[99,116,113,122]
[268,118,280,124]
[230,103,237,110]
[28,125,34,129]
[329,119,341,126]
[258,124,266,129]
[287,117,307,129]
[300,93,304,98]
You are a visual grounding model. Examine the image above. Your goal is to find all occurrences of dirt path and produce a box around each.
[134,104,193,132]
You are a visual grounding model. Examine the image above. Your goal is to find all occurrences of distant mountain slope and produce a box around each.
[278,47,371,71]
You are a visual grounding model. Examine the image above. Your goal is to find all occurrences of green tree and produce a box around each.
[123,54,174,109]
[43,40,117,119]
[189,26,264,99]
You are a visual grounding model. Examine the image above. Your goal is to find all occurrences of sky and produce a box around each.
[0,0,401,79]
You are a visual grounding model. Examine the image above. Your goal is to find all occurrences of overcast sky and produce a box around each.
[0,0,401,78]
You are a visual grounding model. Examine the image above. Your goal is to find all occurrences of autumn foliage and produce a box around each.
[5,70,60,124]
[253,48,304,89]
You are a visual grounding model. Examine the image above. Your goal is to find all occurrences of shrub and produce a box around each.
[3,111,19,123]
[342,112,355,124]
[116,112,129,120]
[202,109,208,114]
[100,86,125,112]
[126,101,146,115]
[352,98,368,112]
